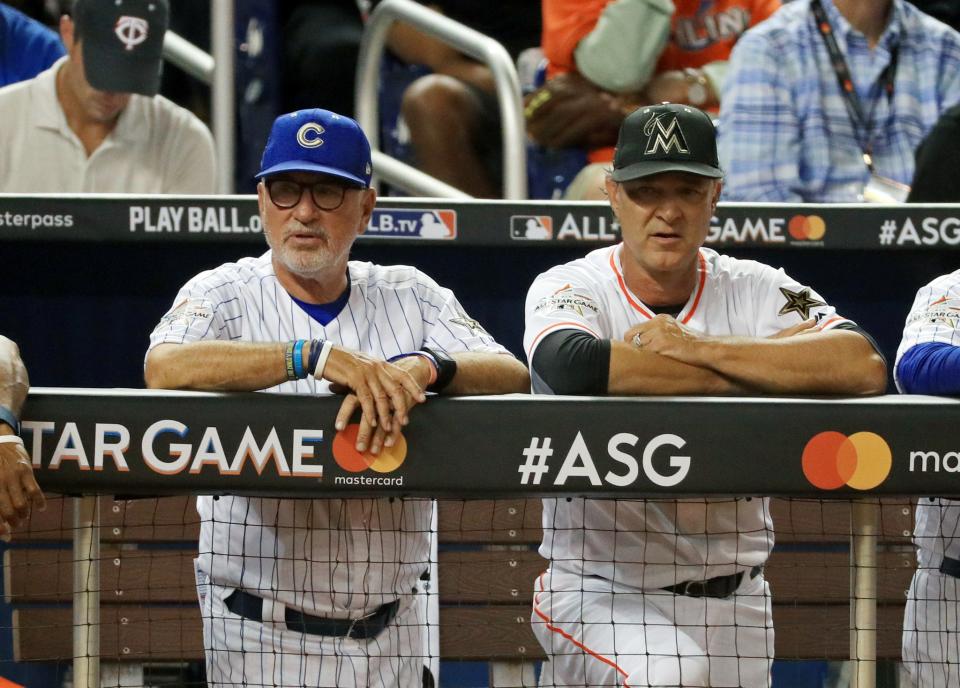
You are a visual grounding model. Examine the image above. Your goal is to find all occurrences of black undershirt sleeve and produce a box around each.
[530,329,611,395]
[833,322,888,368]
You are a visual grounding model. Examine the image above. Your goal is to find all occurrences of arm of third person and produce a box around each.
[0,336,46,534]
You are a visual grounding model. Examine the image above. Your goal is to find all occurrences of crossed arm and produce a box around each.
[145,341,528,453]
[612,315,887,396]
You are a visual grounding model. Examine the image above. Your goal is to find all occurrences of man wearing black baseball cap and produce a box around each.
[0,0,215,193]
[145,108,528,686]
[524,103,886,687]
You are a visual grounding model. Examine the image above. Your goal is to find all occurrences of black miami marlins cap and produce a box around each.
[73,0,169,96]
[256,109,373,187]
[612,103,723,182]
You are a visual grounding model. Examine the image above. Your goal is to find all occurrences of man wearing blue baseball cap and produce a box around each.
[145,108,528,687]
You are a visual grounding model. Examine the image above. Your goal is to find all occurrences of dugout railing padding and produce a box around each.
[14,389,956,687]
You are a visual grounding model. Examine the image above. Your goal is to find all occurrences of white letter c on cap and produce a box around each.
[297,123,325,149]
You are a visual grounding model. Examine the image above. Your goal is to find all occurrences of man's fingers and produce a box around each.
[364,376,394,433]
[355,414,375,453]
[384,424,404,449]
[394,367,427,403]
[335,394,361,431]
[376,370,408,415]
[382,370,425,425]
[352,386,380,432]
[6,471,28,521]
[22,476,45,510]
[369,426,390,456]
[0,489,19,530]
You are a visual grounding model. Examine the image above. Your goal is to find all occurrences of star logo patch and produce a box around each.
[778,287,825,320]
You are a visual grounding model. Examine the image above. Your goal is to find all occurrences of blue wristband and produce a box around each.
[0,405,20,435]
[293,339,306,379]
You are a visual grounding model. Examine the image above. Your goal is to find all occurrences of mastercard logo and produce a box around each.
[332,424,407,473]
[802,431,891,490]
[788,215,827,241]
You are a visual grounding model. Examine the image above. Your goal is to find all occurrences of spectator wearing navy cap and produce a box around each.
[144,108,528,688]
[0,0,215,193]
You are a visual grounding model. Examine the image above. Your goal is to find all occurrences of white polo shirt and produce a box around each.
[0,57,216,193]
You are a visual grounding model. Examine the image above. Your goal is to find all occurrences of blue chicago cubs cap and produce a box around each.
[256,109,373,187]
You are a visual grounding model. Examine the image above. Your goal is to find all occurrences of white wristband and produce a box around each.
[312,340,334,380]
[0,436,24,448]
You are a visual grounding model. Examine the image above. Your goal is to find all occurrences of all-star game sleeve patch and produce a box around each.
[908,295,960,329]
[160,297,215,328]
[534,284,600,318]
[778,287,826,320]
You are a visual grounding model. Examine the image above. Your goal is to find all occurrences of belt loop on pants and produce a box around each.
[224,589,400,640]
[939,556,960,578]
[661,565,763,599]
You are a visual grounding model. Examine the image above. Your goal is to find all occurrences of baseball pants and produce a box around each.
[531,568,773,687]
[199,581,428,687]
[902,567,960,687]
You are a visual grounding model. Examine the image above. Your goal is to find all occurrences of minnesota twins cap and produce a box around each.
[256,109,373,188]
[73,0,169,96]
[612,103,723,182]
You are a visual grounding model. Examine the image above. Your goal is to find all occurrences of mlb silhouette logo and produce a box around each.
[416,210,456,239]
[510,215,553,240]
[367,209,457,239]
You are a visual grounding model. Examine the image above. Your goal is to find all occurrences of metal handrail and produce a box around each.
[163,31,215,82]
[355,0,527,199]
[211,0,235,194]
[159,1,235,194]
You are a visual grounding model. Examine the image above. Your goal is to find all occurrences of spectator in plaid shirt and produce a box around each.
[718,0,960,202]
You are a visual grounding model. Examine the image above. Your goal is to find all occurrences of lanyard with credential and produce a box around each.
[810,0,899,174]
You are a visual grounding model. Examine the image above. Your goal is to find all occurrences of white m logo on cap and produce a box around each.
[643,114,690,155]
[297,123,325,149]
[114,16,149,51]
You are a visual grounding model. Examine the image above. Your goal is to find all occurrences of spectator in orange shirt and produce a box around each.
[526,0,780,199]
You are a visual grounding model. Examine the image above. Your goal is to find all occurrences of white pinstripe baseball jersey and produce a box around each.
[149,251,508,616]
[895,270,960,567]
[524,244,854,588]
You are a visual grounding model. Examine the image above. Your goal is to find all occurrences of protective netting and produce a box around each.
[0,495,923,687]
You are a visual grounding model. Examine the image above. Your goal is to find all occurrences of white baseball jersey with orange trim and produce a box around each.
[896,271,960,688]
[523,243,853,587]
[149,251,508,687]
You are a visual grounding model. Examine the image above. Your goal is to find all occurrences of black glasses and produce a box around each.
[265,179,357,211]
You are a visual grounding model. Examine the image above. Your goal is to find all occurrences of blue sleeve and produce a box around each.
[897,342,960,395]
[0,6,65,88]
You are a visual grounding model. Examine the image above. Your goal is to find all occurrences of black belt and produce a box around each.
[940,556,960,578]
[662,565,763,599]
[224,589,399,640]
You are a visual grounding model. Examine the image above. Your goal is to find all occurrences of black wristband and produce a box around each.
[419,347,457,393]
